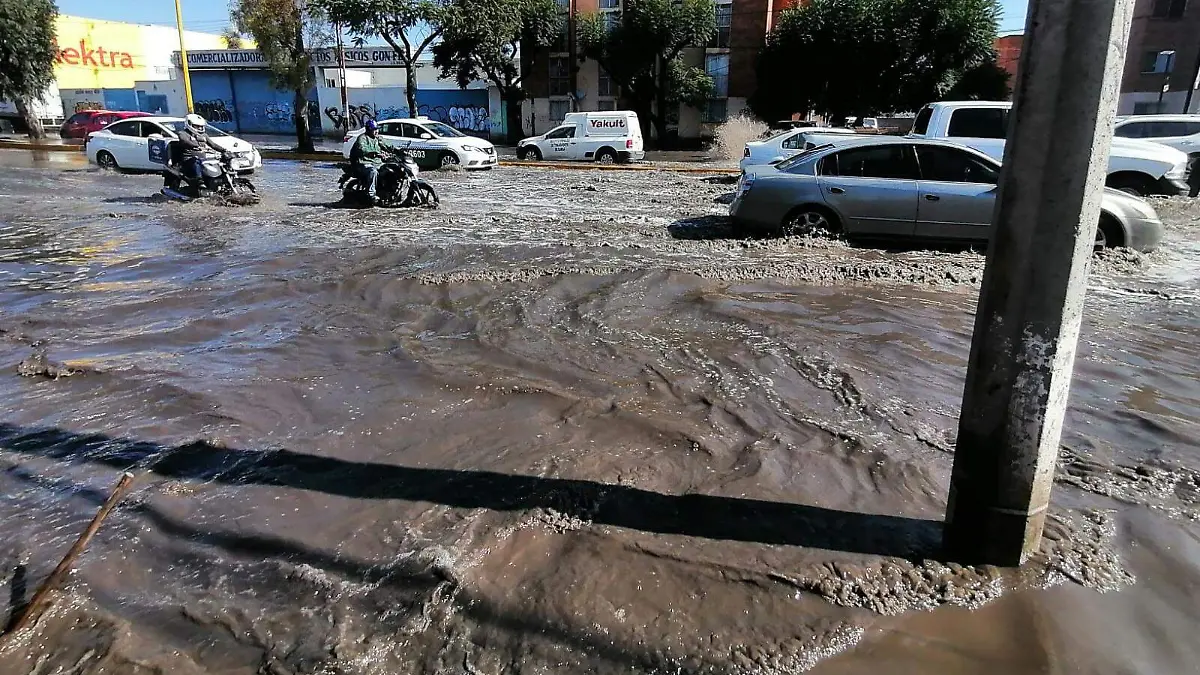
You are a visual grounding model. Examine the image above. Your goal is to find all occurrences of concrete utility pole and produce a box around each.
[943,0,1137,566]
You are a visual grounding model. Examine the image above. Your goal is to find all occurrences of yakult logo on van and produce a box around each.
[589,118,627,129]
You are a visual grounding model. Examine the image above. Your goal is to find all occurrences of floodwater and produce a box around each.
[0,150,1198,674]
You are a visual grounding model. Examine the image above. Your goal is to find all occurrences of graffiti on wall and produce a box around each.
[194,99,234,124]
[322,102,492,135]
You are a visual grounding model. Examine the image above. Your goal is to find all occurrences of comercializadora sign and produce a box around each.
[179,48,421,69]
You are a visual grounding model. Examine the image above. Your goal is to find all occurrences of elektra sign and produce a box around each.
[56,40,135,69]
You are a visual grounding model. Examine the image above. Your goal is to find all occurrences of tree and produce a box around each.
[221,27,246,49]
[577,0,716,145]
[750,0,1000,123]
[0,0,58,139]
[432,0,561,143]
[232,0,329,152]
[945,55,1011,100]
[316,0,448,118]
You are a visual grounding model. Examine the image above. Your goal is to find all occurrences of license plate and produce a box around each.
[233,159,250,169]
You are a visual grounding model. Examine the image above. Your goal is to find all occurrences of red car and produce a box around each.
[60,110,148,140]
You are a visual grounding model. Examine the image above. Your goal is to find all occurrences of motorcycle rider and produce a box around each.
[350,119,402,205]
[177,113,214,185]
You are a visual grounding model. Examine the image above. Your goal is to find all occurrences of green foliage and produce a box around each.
[0,0,58,103]
[232,0,327,93]
[221,27,245,49]
[945,55,1011,100]
[750,0,1001,121]
[432,0,561,94]
[316,0,448,114]
[577,0,716,140]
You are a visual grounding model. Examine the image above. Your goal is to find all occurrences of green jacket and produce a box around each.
[350,133,398,168]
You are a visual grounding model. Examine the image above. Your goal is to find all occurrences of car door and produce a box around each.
[102,120,144,166]
[913,145,1001,241]
[401,122,437,169]
[543,126,575,159]
[816,143,919,237]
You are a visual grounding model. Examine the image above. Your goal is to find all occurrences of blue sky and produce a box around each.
[56,0,1031,34]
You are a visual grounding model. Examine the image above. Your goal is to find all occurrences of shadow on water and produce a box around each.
[102,196,172,206]
[667,215,757,241]
[0,465,706,672]
[286,200,365,209]
[0,423,942,560]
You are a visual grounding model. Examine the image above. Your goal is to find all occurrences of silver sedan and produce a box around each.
[729,137,1165,251]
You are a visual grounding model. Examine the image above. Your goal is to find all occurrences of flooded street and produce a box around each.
[1,150,1198,674]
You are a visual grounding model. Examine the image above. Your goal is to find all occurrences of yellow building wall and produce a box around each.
[54,15,228,89]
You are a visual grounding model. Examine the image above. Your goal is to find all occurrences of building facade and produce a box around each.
[523,0,800,140]
[1120,0,1200,114]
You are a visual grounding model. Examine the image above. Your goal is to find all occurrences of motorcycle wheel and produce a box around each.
[411,183,438,208]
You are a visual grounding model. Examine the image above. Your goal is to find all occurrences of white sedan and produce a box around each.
[86,116,262,173]
[741,127,856,173]
[341,117,498,170]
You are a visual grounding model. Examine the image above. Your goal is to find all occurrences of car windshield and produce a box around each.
[423,121,465,138]
[773,144,833,171]
[161,120,230,137]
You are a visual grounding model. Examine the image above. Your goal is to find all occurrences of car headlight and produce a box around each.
[462,145,483,153]
[1165,160,1189,179]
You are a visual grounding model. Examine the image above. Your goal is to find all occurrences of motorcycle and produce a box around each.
[150,137,259,204]
[338,149,438,208]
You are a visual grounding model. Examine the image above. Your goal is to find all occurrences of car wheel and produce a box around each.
[1107,173,1155,197]
[517,147,533,161]
[782,206,841,237]
[440,152,460,168]
[96,150,119,170]
[596,148,618,164]
[1095,214,1124,249]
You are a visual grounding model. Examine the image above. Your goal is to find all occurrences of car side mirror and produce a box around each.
[420,133,433,140]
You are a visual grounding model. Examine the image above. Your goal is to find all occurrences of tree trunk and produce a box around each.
[406,64,419,118]
[634,100,655,148]
[654,55,670,150]
[294,89,315,153]
[504,94,524,144]
[15,98,45,140]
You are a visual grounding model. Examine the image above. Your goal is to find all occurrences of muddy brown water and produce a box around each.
[1,151,1199,674]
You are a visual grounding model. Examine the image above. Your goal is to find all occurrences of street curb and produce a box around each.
[2,141,740,175]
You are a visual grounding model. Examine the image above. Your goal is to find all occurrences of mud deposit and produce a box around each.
[2,154,1200,674]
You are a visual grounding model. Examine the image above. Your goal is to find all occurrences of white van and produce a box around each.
[517,111,645,163]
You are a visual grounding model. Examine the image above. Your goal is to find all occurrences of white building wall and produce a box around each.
[1119,90,1198,115]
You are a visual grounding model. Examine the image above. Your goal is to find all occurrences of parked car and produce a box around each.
[517,111,645,163]
[61,110,147,140]
[730,137,1164,251]
[740,127,857,172]
[769,120,818,131]
[342,117,497,170]
[1114,115,1200,154]
[86,116,262,173]
[910,101,1191,196]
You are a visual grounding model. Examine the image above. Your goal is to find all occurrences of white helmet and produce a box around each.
[185,113,207,131]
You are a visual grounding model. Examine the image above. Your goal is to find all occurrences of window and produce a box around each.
[1141,50,1175,73]
[595,99,617,111]
[377,122,402,136]
[424,121,466,138]
[911,107,934,135]
[67,113,88,124]
[1151,0,1187,17]
[1115,121,1151,138]
[781,132,807,150]
[599,0,620,7]
[107,121,141,136]
[820,145,919,179]
[704,99,728,123]
[946,108,1008,138]
[549,99,570,123]
[161,120,228,137]
[597,68,616,97]
[550,56,571,96]
[602,11,621,32]
[706,53,729,97]
[546,126,575,139]
[710,2,732,48]
[915,146,999,184]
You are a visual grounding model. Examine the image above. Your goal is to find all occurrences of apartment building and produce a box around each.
[1120,0,1200,114]
[523,0,799,140]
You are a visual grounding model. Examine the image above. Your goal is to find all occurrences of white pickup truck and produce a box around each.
[909,101,1192,197]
